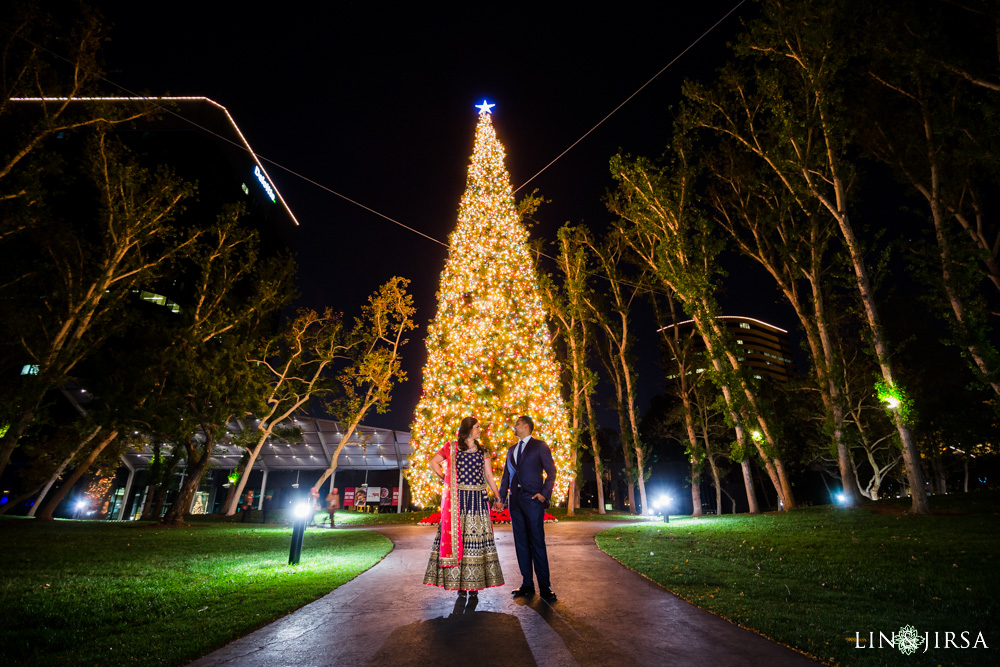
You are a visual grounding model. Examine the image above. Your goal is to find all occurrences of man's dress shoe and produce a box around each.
[512,587,535,598]
[540,588,557,601]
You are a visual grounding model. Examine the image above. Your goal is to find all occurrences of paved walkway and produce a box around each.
[193,522,817,667]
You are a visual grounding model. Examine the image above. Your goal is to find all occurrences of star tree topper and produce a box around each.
[475,99,495,114]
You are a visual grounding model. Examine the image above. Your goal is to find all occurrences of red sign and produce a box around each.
[344,487,355,507]
[392,487,400,506]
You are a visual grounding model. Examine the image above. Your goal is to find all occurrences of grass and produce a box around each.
[0,518,392,666]
[595,492,999,667]
[546,507,647,522]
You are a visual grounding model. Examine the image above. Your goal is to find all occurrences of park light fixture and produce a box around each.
[876,381,906,414]
[75,500,86,511]
[751,430,763,443]
[653,494,673,523]
[288,502,311,565]
[835,492,847,506]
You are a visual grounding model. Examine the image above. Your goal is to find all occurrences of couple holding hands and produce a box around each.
[423,415,557,601]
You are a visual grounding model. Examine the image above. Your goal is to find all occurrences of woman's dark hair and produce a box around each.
[456,416,488,453]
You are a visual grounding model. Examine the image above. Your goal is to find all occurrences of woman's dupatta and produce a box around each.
[438,440,463,566]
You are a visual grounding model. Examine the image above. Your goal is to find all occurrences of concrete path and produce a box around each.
[192,522,817,667]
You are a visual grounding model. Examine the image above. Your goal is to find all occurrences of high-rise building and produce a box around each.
[659,315,796,383]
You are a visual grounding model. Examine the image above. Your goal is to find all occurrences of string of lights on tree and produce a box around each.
[406,102,572,508]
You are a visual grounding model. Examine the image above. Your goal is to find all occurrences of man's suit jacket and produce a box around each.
[498,436,556,507]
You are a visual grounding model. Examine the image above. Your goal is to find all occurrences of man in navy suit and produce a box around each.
[497,415,557,600]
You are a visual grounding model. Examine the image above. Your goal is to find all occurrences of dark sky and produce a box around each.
[95,1,785,430]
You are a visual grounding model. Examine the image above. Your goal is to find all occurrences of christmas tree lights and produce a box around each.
[407,105,571,508]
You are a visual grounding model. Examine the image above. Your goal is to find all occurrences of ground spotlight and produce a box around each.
[835,493,847,506]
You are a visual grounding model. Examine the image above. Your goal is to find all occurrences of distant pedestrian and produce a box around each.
[240,490,255,523]
[261,492,273,523]
[326,488,340,528]
[309,486,320,526]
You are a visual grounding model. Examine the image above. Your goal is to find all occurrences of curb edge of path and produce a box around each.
[591,525,826,666]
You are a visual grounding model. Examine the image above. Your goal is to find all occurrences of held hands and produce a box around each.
[492,500,505,512]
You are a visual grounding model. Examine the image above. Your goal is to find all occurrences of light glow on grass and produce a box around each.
[0,520,391,665]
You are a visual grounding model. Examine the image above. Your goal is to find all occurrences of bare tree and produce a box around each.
[682,0,928,512]
[0,132,198,478]
[584,232,650,514]
[539,225,604,514]
[313,278,416,489]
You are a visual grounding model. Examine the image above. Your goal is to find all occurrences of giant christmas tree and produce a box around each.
[407,102,571,507]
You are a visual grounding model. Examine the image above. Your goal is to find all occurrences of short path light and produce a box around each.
[653,495,673,523]
[288,502,311,565]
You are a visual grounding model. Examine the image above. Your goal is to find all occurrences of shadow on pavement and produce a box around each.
[366,602,537,667]
[526,598,632,666]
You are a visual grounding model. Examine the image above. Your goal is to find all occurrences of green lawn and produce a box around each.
[596,493,999,666]
[221,506,645,526]
[0,519,392,666]
[547,507,647,522]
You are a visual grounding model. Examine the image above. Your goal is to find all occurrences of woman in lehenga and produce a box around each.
[423,416,505,597]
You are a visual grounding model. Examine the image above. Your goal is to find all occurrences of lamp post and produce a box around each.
[288,502,311,565]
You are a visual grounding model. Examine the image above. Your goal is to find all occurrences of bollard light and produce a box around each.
[288,502,311,565]
[653,495,673,523]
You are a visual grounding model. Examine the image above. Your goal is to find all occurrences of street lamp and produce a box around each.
[74,500,87,519]
[288,502,311,565]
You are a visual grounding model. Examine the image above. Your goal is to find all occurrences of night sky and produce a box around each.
[96,1,782,430]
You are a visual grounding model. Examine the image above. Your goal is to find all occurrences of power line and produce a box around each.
[3,4,743,295]
[512,0,746,194]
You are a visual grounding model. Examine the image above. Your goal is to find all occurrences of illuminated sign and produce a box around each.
[254,165,276,202]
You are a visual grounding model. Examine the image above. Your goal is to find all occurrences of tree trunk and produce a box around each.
[0,403,40,479]
[35,430,119,521]
[707,454,723,515]
[916,102,1000,397]
[619,425,637,514]
[223,455,253,515]
[680,389,703,518]
[741,460,760,514]
[825,176,929,513]
[161,449,210,526]
[583,388,605,514]
[27,427,101,517]
[566,445,578,515]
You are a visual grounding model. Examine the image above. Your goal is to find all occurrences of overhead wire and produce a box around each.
[2,1,744,292]
[513,0,746,194]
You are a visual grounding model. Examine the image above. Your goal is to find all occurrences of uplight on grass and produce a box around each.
[0,520,391,666]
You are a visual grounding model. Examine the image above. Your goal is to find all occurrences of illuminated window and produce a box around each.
[138,290,181,313]
[740,323,750,330]
[736,339,743,344]
[241,183,249,195]
[21,364,39,375]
